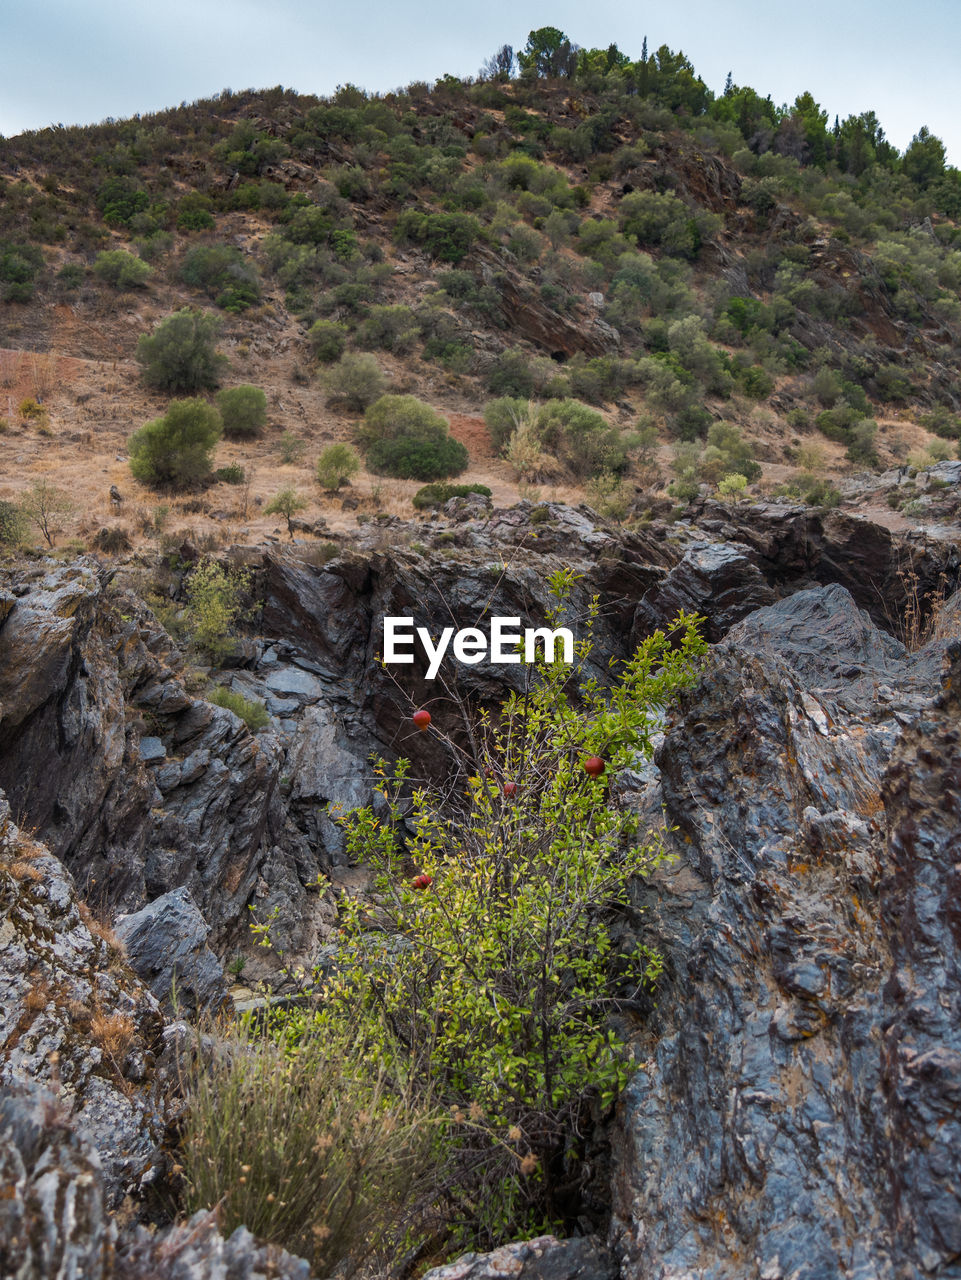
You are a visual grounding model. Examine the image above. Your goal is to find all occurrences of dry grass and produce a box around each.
[89,1009,137,1062]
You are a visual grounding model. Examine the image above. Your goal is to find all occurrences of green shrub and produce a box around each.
[394,210,481,263]
[264,487,309,537]
[358,395,468,480]
[92,250,152,289]
[308,319,349,363]
[323,353,388,411]
[486,350,535,398]
[412,482,492,509]
[0,500,27,546]
[265,572,706,1250]
[355,304,420,353]
[136,308,226,392]
[128,398,223,489]
[207,685,269,731]
[182,559,251,661]
[316,443,361,491]
[532,399,628,478]
[182,243,261,311]
[214,464,246,485]
[216,385,267,439]
[278,431,306,463]
[483,397,529,452]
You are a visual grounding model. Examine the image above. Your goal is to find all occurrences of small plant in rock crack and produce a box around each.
[256,567,706,1256]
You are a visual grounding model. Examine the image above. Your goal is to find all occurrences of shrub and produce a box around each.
[412,482,492,510]
[128,398,223,489]
[355,304,420,353]
[92,250,152,289]
[214,464,246,485]
[207,685,269,731]
[483,397,529,452]
[359,395,468,480]
[486,350,535,398]
[264,487,309,537]
[136,308,226,393]
[316,444,361,492]
[182,244,261,311]
[308,319,349,363]
[216,385,267,439]
[278,431,306,463]
[0,500,27,546]
[717,472,748,501]
[264,572,706,1250]
[182,559,251,661]
[19,480,73,547]
[395,210,481,263]
[323,353,388,411]
[532,399,628,478]
[179,1018,434,1274]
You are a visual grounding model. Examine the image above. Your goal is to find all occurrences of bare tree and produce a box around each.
[479,44,515,80]
[20,479,74,548]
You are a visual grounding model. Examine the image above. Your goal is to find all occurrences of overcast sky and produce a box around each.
[2,0,958,164]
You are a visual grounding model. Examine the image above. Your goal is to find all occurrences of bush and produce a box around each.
[316,444,361,491]
[214,464,246,485]
[216,385,267,439]
[412,482,492,509]
[486,350,535,398]
[207,685,269,731]
[92,250,152,289]
[359,395,468,480]
[395,210,481,263]
[355,304,420,353]
[483,397,529,452]
[0,500,26,546]
[19,480,74,547]
[182,559,251,661]
[182,243,261,311]
[264,573,705,1250]
[136,308,226,393]
[180,1018,434,1274]
[128,398,223,489]
[308,319,349,363]
[264,487,309,537]
[323,353,387,411]
[532,399,628,478]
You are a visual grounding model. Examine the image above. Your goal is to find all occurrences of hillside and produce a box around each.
[1,40,961,552]
[1,35,961,1280]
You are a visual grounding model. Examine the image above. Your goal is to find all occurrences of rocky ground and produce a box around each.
[0,491,959,1278]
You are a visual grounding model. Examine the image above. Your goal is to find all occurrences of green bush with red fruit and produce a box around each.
[265,568,706,1253]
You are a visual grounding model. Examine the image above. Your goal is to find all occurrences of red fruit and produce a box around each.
[584,756,606,777]
[412,709,431,732]
[502,781,518,798]
[411,873,433,890]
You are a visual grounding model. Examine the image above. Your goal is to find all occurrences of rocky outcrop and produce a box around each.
[423,1236,616,1280]
[632,540,776,642]
[115,887,230,1016]
[114,1211,313,1280]
[610,586,959,1279]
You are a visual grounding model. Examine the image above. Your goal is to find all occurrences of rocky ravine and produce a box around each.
[0,497,959,1279]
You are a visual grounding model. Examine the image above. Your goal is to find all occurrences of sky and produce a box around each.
[2,0,959,164]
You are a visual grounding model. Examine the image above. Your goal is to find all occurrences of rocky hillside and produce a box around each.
[1,37,961,1280]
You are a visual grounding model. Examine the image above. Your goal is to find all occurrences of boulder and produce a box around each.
[423,1236,616,1280]
[115,887,230,1015]
[632,540,776,642]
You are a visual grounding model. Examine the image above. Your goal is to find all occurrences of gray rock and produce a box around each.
[423,1235,615,1280]
[633,540,776,642]
[115,1210,313,1279]
[115,887,230,1015]
[138,735,166,762]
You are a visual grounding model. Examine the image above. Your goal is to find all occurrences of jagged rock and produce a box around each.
[115,1210,313,1280]
[423,1235,616,1280]
[632,540,776,642]
[610,585,958,1279]
[115,887,230,1015]
[0,795,163,1204]
[0,1082,113,1280]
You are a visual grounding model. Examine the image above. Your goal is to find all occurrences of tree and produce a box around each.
[479,44,515,80]
[358,395,468,480]
[19,480,73,547]
[265,487,308,538]
[136,308,226,393]
[216,385,267,439]
[128,398,223,489]
[316,444,361,492]
[259,572,706,1250]
[903,126,946,189]
[182,559,251,660]
[518,27,579,78]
